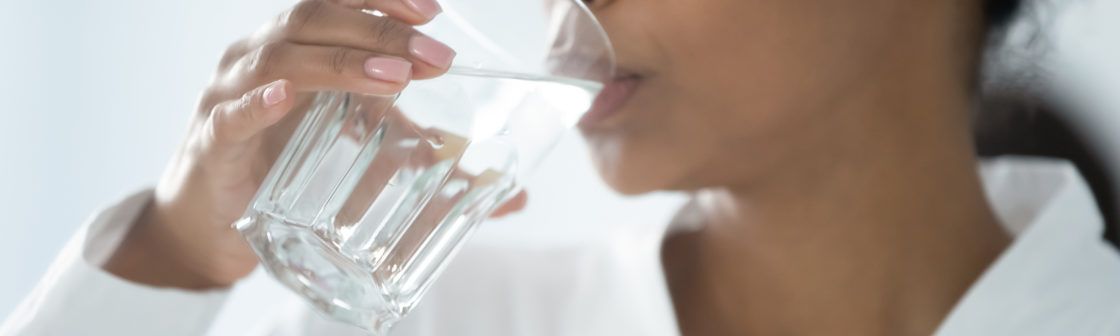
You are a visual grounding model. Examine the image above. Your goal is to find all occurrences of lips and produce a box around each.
[580,74,642,127]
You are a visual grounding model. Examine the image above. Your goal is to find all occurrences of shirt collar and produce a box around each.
[936,157,1120,335]
[652,157,1120,335]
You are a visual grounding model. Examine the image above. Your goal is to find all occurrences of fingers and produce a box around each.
[490,191,528,218]
[206,80,294,146]
[275,0,455,79]
[330,0,442,25]
[236,42,413,96]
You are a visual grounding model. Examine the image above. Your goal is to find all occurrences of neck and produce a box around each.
[690,149,1006,335]
[666,43,1009,336]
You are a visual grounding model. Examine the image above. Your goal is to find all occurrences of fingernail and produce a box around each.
[364,57,413,83]
[403,0,442,20]
[409,35,456,69]
[263,81,287,107]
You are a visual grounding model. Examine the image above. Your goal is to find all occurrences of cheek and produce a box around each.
[656,0,898,123]
[579,0,902,193]
[628,1,898,177]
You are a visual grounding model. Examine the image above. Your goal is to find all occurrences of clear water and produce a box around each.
[236,67,601,334]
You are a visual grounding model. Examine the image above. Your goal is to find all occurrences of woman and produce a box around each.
[4,0,1119,334]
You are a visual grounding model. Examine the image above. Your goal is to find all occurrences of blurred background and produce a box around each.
[0,0,1116,334]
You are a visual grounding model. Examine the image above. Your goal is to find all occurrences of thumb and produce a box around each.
[490,191,528,218]
[205,79,294,148]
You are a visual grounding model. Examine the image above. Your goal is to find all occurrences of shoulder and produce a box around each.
[938,157,1120,335]
[978,156,1102,235]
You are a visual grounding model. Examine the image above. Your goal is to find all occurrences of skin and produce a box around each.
[584,0,1009,334]
[105,0,526,288]
[107,0,1012,334]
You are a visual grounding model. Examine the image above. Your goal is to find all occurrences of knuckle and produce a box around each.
[219,39,250,69]
[367,16,411,47]
[246,41,288,79]
[206,106,231,144]
[197,91,223,117]
[238,91,258,123]
[280,0,325,36]
[208,95,256,145]
[327,47,353,76]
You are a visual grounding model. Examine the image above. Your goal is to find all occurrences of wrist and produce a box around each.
[103,200,236,289]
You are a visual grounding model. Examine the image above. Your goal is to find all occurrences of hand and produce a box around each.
[104,0,525,289]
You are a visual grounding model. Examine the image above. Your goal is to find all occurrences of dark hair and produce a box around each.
[985,0,1024,27]
[975,0,1119,246]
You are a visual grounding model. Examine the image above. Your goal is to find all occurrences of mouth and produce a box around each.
[579,70,644,128]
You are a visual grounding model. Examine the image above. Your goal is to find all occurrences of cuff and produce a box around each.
[2,189,230,336]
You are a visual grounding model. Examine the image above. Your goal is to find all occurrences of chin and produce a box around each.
[596,166,661,195]
[582,133,683,196]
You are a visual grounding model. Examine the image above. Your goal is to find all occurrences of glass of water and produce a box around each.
[234,0,614,333]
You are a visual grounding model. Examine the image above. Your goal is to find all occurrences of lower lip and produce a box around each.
[580,77,642,127]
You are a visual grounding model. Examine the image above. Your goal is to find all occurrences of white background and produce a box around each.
[0,0,1116,334]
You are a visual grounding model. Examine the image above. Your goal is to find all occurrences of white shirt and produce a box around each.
[3,157,1120,335]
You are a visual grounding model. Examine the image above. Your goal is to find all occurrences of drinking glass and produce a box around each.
[234,0,614,333]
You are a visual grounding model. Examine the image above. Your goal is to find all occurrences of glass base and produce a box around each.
[231,63,596,332]
[237,212,401,334]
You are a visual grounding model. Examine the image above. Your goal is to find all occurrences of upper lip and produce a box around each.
[578,65,646,128]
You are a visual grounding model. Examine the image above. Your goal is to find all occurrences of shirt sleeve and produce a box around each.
[0,189,230,336]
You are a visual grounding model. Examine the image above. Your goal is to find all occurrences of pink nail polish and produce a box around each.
[364,57,413,83]
[403,0,442,20]
[409,35,456,69]
[263,81,287,107]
